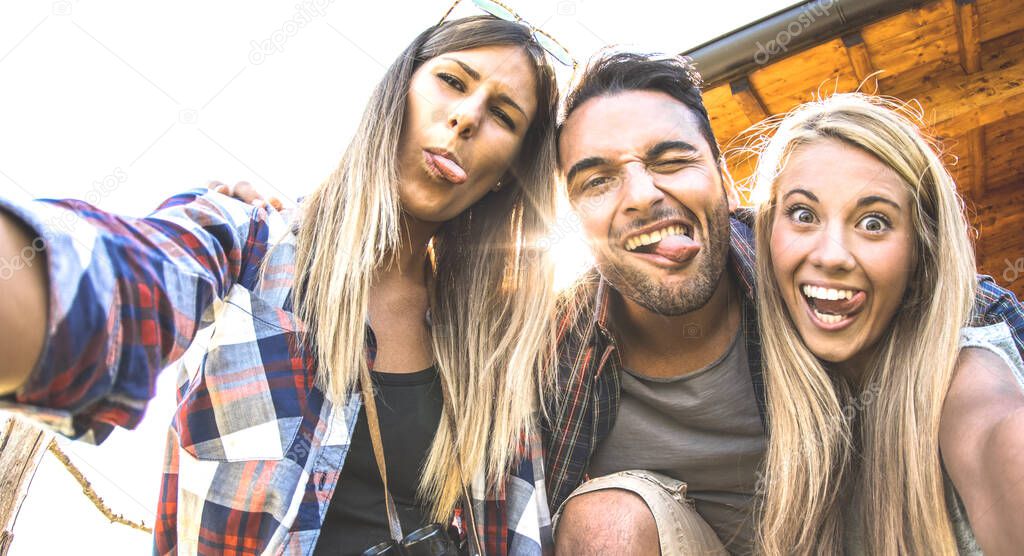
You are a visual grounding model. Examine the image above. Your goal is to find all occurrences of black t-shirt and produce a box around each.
[313,366,443,556]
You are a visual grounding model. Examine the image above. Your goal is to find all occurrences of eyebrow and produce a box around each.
[782,188,819,203]
[646,140,700,159]
[856,195,901,210]
[440,57,527,118]
[441,57,480,80]
[565,140,703,183]
[565,157,609,185]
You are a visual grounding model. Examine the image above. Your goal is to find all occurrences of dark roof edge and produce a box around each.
[681,0,925,88]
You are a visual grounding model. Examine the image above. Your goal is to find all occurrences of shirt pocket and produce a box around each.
[173,286,312,462]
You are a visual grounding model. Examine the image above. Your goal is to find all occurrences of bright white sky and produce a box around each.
[1,1,794,553]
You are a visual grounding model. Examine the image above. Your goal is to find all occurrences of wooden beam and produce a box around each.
[730,77,769,125]
[0,417,48,556]
[924,35,1024,137]
[842,32,880,92]
[933,90,1024,139]
[966,126,987,197]
[954,0,982,74]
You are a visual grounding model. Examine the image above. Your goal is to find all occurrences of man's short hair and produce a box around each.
[557,52,721,163]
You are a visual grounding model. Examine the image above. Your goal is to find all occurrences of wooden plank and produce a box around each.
[748,39,862,114]
[879,58,959,100]
[982,111,1024,191]
[979,0,1024,42]
[842,32,881,92]
[943,131,977,197]
[932,90,1024,138]
[923,32,1024,137]
[955,0,983,73]
[967,126,987,197]
[861,1,959,78]
[0,416,48,555]
[702,83,758,143]
[971,184,1024,296]
[730,76,770,125]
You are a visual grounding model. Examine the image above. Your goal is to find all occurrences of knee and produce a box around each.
[555,488,659,555]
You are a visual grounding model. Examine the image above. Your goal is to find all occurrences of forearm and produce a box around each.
[941,345,1024,555]
[0,208,48,395]
[0,190,277,443]
[970,409,1024,555]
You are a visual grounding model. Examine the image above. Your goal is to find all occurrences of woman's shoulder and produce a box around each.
[960,321,1024,390]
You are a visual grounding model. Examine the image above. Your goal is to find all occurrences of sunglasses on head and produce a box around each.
[439,0,578,70]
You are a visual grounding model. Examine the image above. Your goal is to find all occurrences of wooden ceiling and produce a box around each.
[694,0,1024,297]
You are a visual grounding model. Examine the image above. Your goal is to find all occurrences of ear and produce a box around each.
[719,157,741,213]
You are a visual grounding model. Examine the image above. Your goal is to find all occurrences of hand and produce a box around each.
[207,180,284,211]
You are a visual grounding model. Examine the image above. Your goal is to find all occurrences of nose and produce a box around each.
[621,162,665,213]
[447,95,484,139]
[808,223,856,272]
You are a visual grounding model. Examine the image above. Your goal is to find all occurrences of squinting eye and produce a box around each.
[438,73,465,92]
[582,176,613,191]
[650,159,694,173]
[491,107,515,130]
[859,215,890,233]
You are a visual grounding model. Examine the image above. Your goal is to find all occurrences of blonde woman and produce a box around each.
[751,93,1024,555]
[0,14,561,555]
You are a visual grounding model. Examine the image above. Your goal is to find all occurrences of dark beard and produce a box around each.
[598,201,731,316]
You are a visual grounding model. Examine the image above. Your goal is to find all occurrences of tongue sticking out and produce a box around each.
[427,152,467,184]
[809,291,865,315]
[650,235,700,263]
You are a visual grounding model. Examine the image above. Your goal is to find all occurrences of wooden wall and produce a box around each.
[701,0,1024,296]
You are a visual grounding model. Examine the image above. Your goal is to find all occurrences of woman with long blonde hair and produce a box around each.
[0,13,562,555]
[751,93,1024,554]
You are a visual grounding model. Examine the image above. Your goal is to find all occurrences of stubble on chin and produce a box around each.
[598,207,731,316]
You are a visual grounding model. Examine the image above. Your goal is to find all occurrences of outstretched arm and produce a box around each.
[941,345,1024,555]
[0,210,48,394]
[0,189,270,441]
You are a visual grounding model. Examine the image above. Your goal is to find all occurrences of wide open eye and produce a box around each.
[858,214,891,233]
[785,205,817,225]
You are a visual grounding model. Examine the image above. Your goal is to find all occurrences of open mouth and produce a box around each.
[622,223,700,266]
[624,224,691,252]
[800,284,866,327]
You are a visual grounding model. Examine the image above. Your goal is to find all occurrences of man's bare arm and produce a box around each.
[0,209,48,395]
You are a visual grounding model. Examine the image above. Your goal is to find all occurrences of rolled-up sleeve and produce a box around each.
[0,188,269,442]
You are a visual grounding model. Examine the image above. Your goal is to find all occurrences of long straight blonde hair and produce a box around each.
[291,16,559,522]
[751,93,977,554]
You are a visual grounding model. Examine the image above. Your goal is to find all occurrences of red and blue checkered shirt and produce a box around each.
[0,189,552,555]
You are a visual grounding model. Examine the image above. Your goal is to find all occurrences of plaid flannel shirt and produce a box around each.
[0,189,552,555]
[542,209,1024,513]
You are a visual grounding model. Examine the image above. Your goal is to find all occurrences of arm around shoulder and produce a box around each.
[940,346,1024,555]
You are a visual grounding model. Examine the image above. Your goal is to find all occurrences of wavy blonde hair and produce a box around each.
[291,16,559,522]
[750,93,976,554]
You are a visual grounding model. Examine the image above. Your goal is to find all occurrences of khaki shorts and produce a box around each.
[552,470,727,556]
